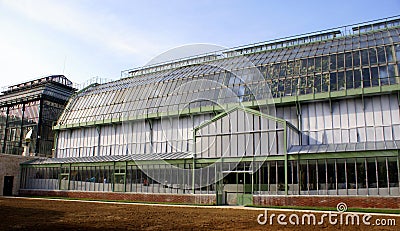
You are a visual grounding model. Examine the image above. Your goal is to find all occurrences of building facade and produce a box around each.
[0,75,75,156]
[20,17,400,207]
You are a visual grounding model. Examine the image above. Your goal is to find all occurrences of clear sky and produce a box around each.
[0,0,399,87]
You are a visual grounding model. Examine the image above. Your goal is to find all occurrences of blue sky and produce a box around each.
[0,0,399,87]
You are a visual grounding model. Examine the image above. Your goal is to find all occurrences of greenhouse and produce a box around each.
[20,16,400,205]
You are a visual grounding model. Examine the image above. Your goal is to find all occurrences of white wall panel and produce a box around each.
[230,134,238,157]
[302,104,309,131]
[315,103,324,129]
[373,96,383,126]
[364,99,374,126]
[254,116,261,155]
[348,99,357,129]
[309,103,317,131]
[358,127,366,142]
[366,127,375,141]
[333,129,341,144]
[269,119,277,155]
[246,133,254,156]
[208,135,216,158]
[237,110,245,131]
[277,131,284,154]
[221,135,230,156]
[231,111,238,132]
[323,102,332,130]
[355,98,365,127]
[349,128,357,143]
[260,132,268,155]
[332,102,341,129]
[299,94,400,145]
[340,101,349,129]
[375,127,384,142]
[237,134,245,157]
[384,126,393,141]
[325,130,334,143]
[342,129,349,143]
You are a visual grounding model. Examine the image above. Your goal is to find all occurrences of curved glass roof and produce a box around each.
[56,19,400,127]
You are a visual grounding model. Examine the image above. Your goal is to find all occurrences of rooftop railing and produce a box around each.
[1,75,114,95]
[1,75,73,94]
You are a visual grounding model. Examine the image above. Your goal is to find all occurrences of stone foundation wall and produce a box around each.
[253,195,400,209]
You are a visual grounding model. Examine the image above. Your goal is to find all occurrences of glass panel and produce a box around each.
[370,66,379,86]
[367,158,377,188]
[330,72,337,91]
[395,44,400,62]
[315,57,321,73]
[286,61,294,76]
[314,74,321,93]
[388,157,399,187]
[317,160,326,191]
[330,54,336,71]
[377,46,386,64]
[337,53,344,70]
[308,160,317,191]
[307,58,315,73]
[347,159,356,189]
[270,161,277,185]
[346,70,354,89]
[368,48,377,65]
[345,52,352,68]
[354,69,362,88]
[377,157,388,188]
[277,161,285,191]
[300,59,307,75]
[322,56,329,72]
[299,161,307,191]
[279,63,286,77]
[327,159,336,190]
[337,71,345,90]
[379,66,389,86]
[357,159,367,189]
[306,75,313,94]
[337,160,346,189]
[362,68,371,87]
[322,74,329,92]
[353,50,360,67]
[361,49,369,66]
[388,64,396,85]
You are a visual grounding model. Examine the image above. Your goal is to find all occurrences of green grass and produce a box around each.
[246,205,400,214]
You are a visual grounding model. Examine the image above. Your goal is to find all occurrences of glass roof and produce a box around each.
[24,152,191,165]
[57,24,400,126]
[288,140,400,154]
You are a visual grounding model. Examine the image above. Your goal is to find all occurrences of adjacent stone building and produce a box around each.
[0,75,75,157]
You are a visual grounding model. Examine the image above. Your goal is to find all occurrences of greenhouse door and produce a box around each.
[236,172,253,206]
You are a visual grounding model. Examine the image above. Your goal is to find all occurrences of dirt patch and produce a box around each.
[0,197,398,230]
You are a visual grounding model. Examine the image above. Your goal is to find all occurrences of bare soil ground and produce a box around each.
[0,197,398,230]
